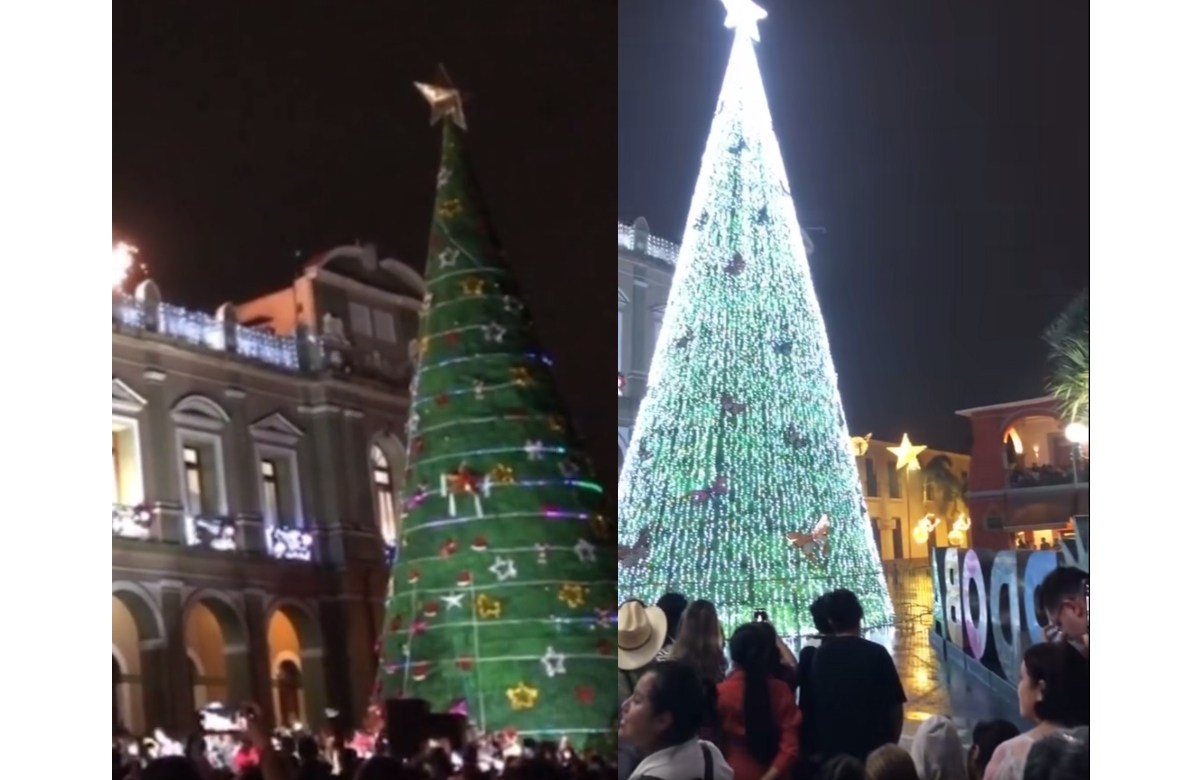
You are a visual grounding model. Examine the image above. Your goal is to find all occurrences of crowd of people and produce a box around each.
[617,564,1089,780]
[111,566,1089,780]
[113,705,617,780]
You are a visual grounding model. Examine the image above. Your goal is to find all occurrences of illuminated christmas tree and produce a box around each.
[618,0,894,636]
[377,74,617,749]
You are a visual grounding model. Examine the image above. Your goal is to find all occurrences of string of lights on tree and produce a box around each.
[617,0,894,637]
[375,73,617,749]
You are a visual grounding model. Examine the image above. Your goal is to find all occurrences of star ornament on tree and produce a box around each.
[887,433,927,472]
[507,682,538,711]
[414,66,468,130]
[720,0,767,42]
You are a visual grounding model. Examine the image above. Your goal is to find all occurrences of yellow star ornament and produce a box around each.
[507,682,538,711]
[414,66,468,130]
[887,433,927,472]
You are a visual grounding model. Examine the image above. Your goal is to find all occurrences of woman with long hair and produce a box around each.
[621,661,736,780]
[655,593,690,660]
[717,623,801,780]
[983,642,1088,780]
[669,599,728,684]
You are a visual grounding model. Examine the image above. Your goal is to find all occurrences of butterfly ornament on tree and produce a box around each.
[618,528,653,569]
[786,515,831,562]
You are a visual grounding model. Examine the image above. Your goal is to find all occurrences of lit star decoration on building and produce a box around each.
[721,0,768,42]
[887,433,927,472]
[616,0,894,636]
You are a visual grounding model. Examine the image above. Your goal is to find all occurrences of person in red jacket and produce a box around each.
[717,623,802,780]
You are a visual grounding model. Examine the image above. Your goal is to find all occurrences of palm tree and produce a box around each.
[923,454,968,522]
[1045,290,1089,426]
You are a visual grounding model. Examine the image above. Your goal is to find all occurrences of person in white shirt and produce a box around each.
[620,661,735,780]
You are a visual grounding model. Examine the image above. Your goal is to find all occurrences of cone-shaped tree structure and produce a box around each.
[377,77,617,748]
[617,3,894,636]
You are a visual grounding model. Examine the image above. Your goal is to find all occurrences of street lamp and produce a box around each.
[1064,422,1089,485]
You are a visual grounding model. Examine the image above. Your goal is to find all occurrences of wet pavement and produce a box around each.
[877,563,1021,747]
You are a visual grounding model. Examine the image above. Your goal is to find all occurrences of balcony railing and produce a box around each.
[1009,465,1089,489]
[618,222,680,266]
[114,293,311,373]
[112,504,153,541]
[267,525,315,562]
[186,515,239,552]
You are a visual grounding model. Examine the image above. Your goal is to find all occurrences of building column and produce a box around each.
[160,582,195,732]
[242,589,275,726]
[143,370,186,544]
[138,639,170,731]
[340,410,372,529]
[628,275,650,397]
[319,589,378,724]
[224,388,265,554]
[303,405,348,564]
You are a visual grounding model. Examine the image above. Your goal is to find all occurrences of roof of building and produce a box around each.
[955,396,1055,417]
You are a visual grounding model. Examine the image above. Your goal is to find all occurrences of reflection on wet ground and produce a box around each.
[880,563,1020,745]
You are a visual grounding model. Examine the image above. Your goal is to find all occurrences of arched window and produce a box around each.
[371,446,397,546]
[276,661,303,727]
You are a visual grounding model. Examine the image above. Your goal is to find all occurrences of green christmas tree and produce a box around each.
[376,75,618,749]
[618,1,894,637]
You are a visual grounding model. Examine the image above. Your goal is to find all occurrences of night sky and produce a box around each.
[620,0,1088,453]
[113,2,617,494]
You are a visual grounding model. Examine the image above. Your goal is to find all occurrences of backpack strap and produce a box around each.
[702,743,714,780]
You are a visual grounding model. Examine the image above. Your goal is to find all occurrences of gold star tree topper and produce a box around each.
[887,433,927,472]
[415,65,468,130]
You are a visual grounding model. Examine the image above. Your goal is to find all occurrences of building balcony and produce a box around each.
[267,525,315,562]
[114,505,325,564]
[112,504,153,541]
[1009,464,1089,490]
[618,221,680,266]
[186,515,239,552]
[114,292,314,373]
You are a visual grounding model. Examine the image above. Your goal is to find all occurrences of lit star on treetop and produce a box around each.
[887,433,927,472]
[720,0,767,42]
[414,65,468,131]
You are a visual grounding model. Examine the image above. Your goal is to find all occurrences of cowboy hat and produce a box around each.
[618,600,669,671]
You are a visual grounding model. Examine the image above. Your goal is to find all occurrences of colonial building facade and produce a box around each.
[957,397,1089,550]
[112,245,421,735]
[617,219,676,475]
[854,437,972,561]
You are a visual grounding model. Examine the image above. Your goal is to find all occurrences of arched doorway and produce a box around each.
[276,661,303,727]
[183,593,251,707]
[112,583,165,734]
[266,601,328,727]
